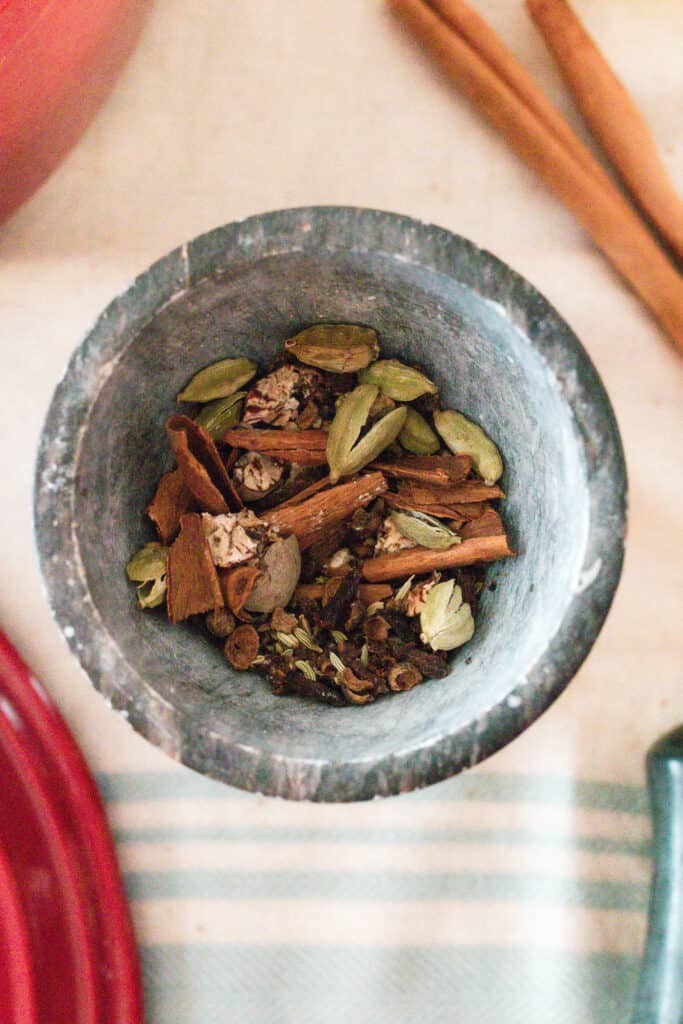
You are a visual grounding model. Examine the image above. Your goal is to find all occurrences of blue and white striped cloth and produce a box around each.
[98,768,650,1023]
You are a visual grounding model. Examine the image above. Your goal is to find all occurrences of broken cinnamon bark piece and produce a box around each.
[269,475,331,511]
[146,468,194,544]
[459,507,505,539]
[167,415,242,515]
[166,513,224,623]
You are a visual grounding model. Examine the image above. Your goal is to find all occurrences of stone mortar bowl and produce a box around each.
[34,207,626,801]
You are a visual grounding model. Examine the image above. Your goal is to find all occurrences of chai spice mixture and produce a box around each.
[126,324,515,705]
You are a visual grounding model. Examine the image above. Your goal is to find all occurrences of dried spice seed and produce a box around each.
[364,616,390,644]
[292,628,323,652]
[225,625,260,669]
[388,663,423,692]
[206,607,236,638]
[271,607,298,633]
[294,659,317,681]
[329,651,346,674]
[243,535,301,613]
[276,631,299,649]
[219,564,262,620]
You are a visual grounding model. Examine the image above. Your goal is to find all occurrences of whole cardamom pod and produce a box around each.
[433,409,503,485]
[285,323,379,372]
[399,408,440,455]
[390,509,461,550]
[177,357,257,403]
[194,392,246,439]
[358,359,437,401]
[420,579,474,651]
[326,384,407,483]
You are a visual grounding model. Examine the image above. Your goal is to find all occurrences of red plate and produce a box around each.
[0,0,151,224]
[0,633,143,1024]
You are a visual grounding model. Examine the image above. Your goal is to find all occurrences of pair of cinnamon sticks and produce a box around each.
[263,467,514,580]
[390,0,683,355]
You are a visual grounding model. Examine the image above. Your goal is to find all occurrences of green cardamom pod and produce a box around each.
[126,542,168,609]
[285,323,380,372]
[326,384,407,483]
[433,409,503,485]
[420,579,474,651]
[194,391,246,439]
[177,357,257,403]
[390,509,461,550]
[399,408,440,455]
[358,359,437,401]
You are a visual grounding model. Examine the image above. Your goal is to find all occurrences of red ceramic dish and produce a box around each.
[0,633,143,1024]
[0,0,151,225]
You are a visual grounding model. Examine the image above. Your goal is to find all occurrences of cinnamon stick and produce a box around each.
[221,428,327,451]
[390,0,683,354]
[425,0,613,190]
[269,475,331,511]
[386,492,492,518]
[362,533,515,581]
[398,479,504,503]
[257,448,328,466]
[527,0,683,264]
[373,454,471,485]
[263,472,388,544]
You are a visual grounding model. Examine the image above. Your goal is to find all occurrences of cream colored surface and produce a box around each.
[1,0,681,787]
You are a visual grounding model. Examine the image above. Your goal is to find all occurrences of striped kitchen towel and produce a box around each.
[97,768,649,1024]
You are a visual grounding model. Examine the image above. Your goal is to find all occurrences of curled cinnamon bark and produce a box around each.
[146,468,194,543]
[167,415,242,514]
[166,513,223,623]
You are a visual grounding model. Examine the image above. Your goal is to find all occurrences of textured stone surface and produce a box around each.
[34,207,626,801]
